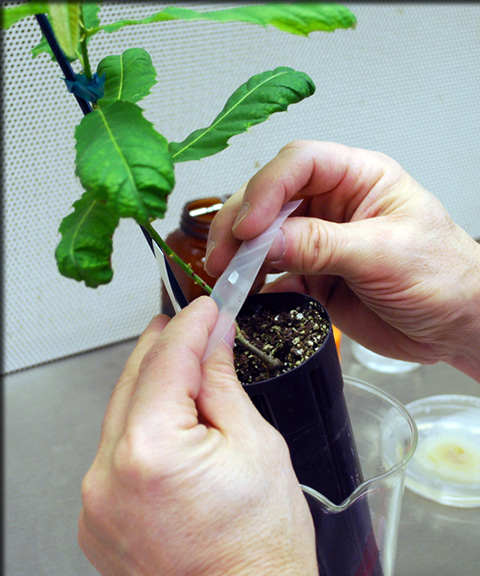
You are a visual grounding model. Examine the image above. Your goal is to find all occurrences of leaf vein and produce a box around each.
[69,198,97,265]
[97,108,138,200]
[118,52,125,100]
[171,69,291,160]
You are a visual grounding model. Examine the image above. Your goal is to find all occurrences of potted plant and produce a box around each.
[4,3,375,575]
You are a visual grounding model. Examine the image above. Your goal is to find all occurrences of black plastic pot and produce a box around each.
[238,292,383,576]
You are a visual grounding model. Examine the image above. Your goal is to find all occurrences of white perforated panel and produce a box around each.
[4,3,480,373]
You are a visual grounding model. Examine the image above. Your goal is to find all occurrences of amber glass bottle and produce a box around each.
[162,197,267,316]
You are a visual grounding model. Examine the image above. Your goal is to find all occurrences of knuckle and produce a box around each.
[81,465,105,521]
[112,427,170,487]
[300,220,324,271]
[112,429,151,484]
[301,219,341,273]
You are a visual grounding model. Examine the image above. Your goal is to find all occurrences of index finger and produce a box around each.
[123,297,219,436]
[205,140,400,277]
[236,141,403,235]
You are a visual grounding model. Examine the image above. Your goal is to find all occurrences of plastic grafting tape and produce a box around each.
[202,199,302,362]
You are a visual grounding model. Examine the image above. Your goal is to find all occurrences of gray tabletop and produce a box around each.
[5,335,480,576]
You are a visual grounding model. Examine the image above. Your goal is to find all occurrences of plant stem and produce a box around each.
[235,326,283,371]
[79,15,92,78]
[144,222,213,295]
[80,39,92,78]
[145,222,282,372]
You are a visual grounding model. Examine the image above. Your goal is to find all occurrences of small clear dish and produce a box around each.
[405,395,480,508]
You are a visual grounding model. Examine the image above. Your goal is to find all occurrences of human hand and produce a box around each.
[78,296,317,576]
[205,141,480,380]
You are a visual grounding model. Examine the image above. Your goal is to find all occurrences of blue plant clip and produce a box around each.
[63,72,106,103]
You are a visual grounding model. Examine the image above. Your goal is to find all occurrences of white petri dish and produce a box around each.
[405,395,480,507]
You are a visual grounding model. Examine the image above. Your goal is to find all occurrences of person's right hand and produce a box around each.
[205,141,480,381]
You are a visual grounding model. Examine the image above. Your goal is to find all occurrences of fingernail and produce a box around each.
[266,228,286,263]
[204,239,215,268]
[232,202,250,231]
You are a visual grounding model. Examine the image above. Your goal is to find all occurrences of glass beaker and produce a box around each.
[351,341,421,374]
[302,377,417,576]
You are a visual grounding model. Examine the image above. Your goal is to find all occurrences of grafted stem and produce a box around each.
[145,222,282,370]
[145,222,212,295]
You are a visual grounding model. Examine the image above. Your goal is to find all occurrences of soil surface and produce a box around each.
[234,298,330,384]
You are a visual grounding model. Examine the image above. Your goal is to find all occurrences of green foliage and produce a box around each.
[47,1,81,60]
[31,3,100,60]
[74,101,175,224]
[2,2,49,29]
[97,48,157,106]
[3,1,356,37]
[170,67,315,163]
[88,3,356,37]
[55,192,119,288]
[3,1,356,286]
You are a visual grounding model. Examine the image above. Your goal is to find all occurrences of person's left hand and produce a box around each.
[78,296,317,576]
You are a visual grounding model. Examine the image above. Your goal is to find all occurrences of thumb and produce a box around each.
[199,334,270,435]
[267,215,399,279]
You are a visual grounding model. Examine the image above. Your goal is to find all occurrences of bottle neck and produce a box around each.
[181,197,224,240]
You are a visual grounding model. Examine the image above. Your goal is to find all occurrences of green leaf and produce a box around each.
[82,2,101,29]
[174,3,357,35]
[88,6,185,34]
[56,191,119,287]
[97,48,157,106]
[32,3,100,60]
[31,32,52,60]
[90,3,355,36]
[169,67,315,163]
[2,2,49,29]
[75,101,175,224]
[48,2,81,60]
